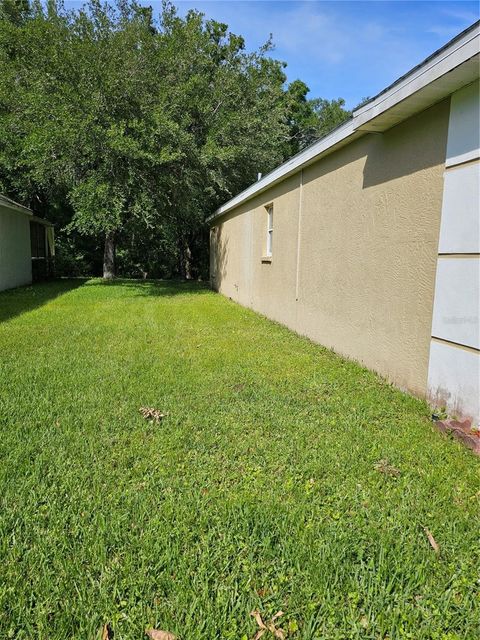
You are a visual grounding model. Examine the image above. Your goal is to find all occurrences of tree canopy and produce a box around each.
[0,0,350,278]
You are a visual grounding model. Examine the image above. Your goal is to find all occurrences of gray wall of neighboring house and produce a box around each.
[0,204,32,292]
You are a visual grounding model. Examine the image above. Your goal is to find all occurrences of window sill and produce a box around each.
[261,256,272,263]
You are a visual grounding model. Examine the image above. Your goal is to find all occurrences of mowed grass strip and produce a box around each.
[0,279,478,640]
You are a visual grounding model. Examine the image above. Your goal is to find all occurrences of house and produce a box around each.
[0,194,55,292]
[209,23,480,423]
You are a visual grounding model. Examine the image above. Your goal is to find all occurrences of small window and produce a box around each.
[266,204,273,257]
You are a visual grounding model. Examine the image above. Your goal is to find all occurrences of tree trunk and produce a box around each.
[178,236,192,280]
[103,231,116,279]
[184,241,192,280]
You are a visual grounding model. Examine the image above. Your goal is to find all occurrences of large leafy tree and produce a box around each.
[0,0,349,279]
[2,1,189,277]
[283,79,351,157]
[0,0,289,277]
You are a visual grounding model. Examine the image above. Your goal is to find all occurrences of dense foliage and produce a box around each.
[0,0,350,278]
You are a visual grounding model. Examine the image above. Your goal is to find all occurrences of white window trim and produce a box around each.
[265,204,273,258]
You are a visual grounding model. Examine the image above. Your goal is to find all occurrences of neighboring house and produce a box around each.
[0,195,55,292]
[209,23,480,422]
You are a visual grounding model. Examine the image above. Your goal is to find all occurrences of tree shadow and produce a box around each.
[0,279,87,324]
[0,278,212,325]
[80,278,211,298]
[209,223,229,293]
[362,100,449,188]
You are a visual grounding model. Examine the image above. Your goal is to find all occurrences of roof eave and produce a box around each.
[0,196,33,216]
[209,21,480,225]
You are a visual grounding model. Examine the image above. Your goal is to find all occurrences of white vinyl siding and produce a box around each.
[0,206,32,291]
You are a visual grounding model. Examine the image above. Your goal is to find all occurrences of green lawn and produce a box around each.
[0,280,478,640]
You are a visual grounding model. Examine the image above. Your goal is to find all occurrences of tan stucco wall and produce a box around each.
[211,100,451,397]
[0,205,32,292]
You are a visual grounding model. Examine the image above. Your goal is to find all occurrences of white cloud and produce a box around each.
[194,1,413,68]
[428,24,464,37]
[428,5,478,39]
[174,0,477,107]
[441,7,479,23]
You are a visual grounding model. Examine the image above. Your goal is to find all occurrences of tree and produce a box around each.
[146,8,289,274]
[0,0,30,25]
[0,0,350,279]
[283,79,351,157]
[0,0,289,278]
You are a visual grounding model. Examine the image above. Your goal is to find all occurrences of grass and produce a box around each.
[0,279,478,640]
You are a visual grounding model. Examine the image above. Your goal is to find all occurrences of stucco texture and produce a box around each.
[211,100,450,397]
[0,205,32,292]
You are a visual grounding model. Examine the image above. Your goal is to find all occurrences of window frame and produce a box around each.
[265,204,273,258]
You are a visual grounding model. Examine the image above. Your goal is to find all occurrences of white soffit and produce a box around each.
[354,23,480,131]
[355,56,479,132]
[210,22,480,223]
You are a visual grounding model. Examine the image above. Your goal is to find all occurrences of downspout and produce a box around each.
[295,169,304,301]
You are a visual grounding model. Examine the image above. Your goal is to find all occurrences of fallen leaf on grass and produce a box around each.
[374,459,401,478]
[424,527,440,553]
[145,629,177,640]
[101,624,111,640]
[139,407,167,423]
[250,610,285,639]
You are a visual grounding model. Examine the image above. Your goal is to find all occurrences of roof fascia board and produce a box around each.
[353,25,480,128]
[209,118,357,221]
[0,198,33,216]
[209,23,479,224]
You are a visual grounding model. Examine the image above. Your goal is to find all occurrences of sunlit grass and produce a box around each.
[0,279,478,639]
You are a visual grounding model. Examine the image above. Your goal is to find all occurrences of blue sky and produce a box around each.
[62,0,479,109]
[171,1,479,109]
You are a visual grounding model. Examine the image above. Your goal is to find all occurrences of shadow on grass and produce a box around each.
[81,278,211,298]
[0,279,87,324]
[0,278,212,324]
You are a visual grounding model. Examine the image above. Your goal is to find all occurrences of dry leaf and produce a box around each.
[424,527,440,553]
[251,610,266,638]
[145,629,177,640]
[251,610,266,630]
[270,611,284,624]
[250,610,285,640]
[101,624,111,640]
[374,459,401,477]
[139,407,167,423]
